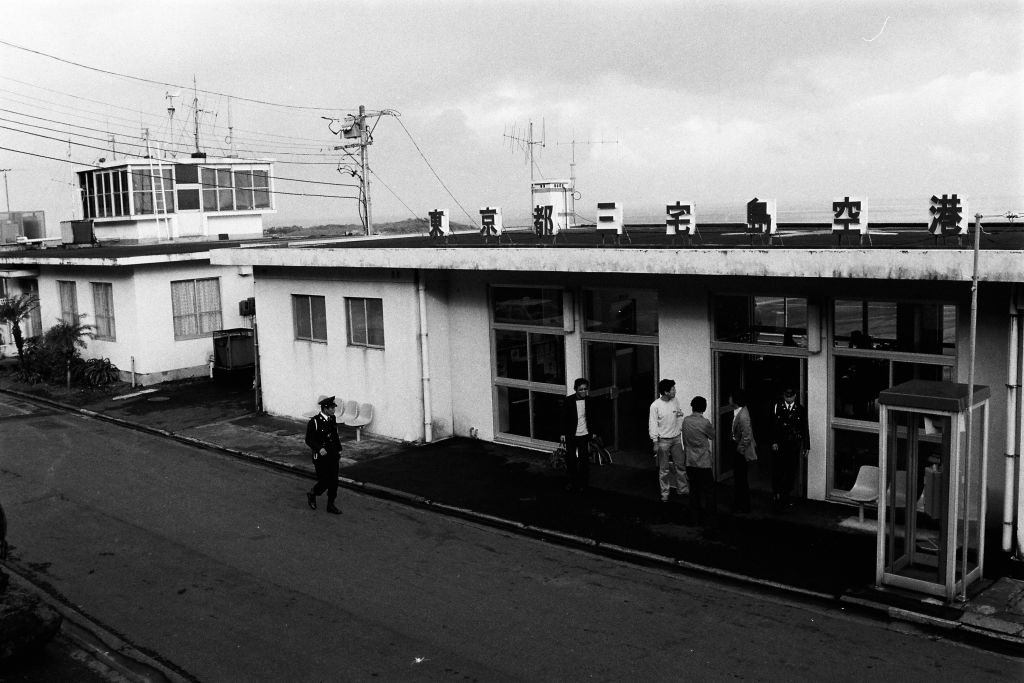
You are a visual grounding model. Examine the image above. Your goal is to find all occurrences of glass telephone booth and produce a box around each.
[876,380,990,601]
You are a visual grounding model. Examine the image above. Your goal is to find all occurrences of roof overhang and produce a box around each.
[0,252,210,268]
[210,246,1024,283]
[0,268,40,278]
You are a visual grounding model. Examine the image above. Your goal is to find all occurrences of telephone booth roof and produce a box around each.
[878,379,990,413]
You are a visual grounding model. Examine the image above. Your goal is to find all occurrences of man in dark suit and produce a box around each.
[305,394,343,514]
[770,387,809,512]
[560,377,595,493]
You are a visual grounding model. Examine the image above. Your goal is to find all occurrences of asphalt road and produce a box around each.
[1,394,1020,681]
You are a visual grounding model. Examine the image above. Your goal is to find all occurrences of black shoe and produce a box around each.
[306,492,317,510]
[326,503,342,515]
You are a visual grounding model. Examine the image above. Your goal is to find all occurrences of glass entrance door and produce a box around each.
[585,342,658,452]
[715,352,805,490]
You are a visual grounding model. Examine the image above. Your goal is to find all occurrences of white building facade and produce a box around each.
[212,242,1024,556]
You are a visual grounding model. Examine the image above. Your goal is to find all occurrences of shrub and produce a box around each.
[75,357,121,388]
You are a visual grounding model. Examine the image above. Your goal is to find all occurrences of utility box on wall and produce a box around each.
[212,328,255,382]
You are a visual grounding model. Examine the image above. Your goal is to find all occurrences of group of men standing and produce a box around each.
[560,376,809,521]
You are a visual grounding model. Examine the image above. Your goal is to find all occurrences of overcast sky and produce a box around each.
[1,0,1022,229]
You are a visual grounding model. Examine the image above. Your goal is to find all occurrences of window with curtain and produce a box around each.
[91,282,115,340]
[346,297,384,348]
[170,278,222,340]
[57,280,78,323]
[293,294,327,342]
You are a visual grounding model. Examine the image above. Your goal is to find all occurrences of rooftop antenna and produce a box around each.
[191,76,205,157]
[504,118,545,223]
[226,96,235,157]
[556,134,619,226]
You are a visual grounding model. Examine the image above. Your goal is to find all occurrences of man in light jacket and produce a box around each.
[730,388,757,514]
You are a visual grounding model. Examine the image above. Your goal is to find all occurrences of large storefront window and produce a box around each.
[714,295,808,347]
[492,286,566,444]
[830,299,956,496]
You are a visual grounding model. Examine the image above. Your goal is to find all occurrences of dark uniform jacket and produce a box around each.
[305,412,342,461]
[770,401,810,449]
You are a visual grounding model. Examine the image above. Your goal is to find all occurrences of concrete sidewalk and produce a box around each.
[3,376,1023,655]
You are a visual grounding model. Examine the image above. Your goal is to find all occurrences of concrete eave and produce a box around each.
[0,252,211,268]
[210,247,1024,283]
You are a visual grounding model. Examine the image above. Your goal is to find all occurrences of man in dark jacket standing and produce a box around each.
[770,387,809,512]
[560,378,595,493]
[305,394,343,514]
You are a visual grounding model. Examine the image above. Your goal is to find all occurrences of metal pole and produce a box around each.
[360,105,372,236]
[1,169,10,212]
[960,213,982,600]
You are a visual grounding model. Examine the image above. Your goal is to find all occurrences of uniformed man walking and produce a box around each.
[305,394,343,514]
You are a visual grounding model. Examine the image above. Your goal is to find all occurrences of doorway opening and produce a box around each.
[584,341,658,457]
[716,352,806,494]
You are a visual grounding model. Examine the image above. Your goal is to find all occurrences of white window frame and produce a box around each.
[293,294,328,343]
[57,280,78,324]
[91,282,116,340]
[170,277,222,340]
[346,297,384,348]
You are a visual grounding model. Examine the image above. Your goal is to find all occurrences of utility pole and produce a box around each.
[329,106,398,236]
[0,168,10,212]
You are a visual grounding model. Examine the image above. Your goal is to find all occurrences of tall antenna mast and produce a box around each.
[226,96,235,157]
[191,76,205,156]
[504,118,545,222]
[555,134,619,224]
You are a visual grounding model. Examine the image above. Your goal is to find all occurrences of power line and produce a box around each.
[0,144,360,201]
[393,116,478,228]
[0,38,360,113]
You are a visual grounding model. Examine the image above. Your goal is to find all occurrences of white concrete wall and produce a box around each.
[36,261,254,384]
[255,269,425,441]
[446,274,498,441]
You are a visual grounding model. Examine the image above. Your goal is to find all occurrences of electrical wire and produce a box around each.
[0,38,360,113]
[393,116,478,228]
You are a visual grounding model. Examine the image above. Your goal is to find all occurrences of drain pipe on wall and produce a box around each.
[1015,285,1024,560]
[416,271,433,443]
[1004,291,1020,554]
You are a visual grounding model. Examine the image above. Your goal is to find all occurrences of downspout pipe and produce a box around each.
[416,272,433,443]
[1004,290,1020,553]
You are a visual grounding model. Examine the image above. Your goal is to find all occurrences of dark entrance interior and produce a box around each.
[716,352,805,493]
[585,342,658,454]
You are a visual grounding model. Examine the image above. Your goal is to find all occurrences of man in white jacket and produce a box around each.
[649,378,688,503]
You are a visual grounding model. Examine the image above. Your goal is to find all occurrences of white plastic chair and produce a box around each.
[337,400,359,426]
[346,402,374,441]
[837,465,879,522]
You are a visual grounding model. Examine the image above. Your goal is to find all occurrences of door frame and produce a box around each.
[712,344,808,486]
[582,334,659,452]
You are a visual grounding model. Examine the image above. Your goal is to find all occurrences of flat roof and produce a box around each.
[0,236,286,267]
[208,224,1024,283]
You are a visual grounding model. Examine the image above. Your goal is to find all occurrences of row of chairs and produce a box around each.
[336,400,374,441]
[836,466,921,522]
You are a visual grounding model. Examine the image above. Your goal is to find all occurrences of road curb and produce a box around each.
[3,562,196,683]
[4,387,1022,656]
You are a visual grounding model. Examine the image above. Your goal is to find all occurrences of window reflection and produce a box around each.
[495,330,528,380]
[833,428,879,492]
[714,295,808,347]
[834,300,955,355]
[493,287,563,327]
[584,289,657,335]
